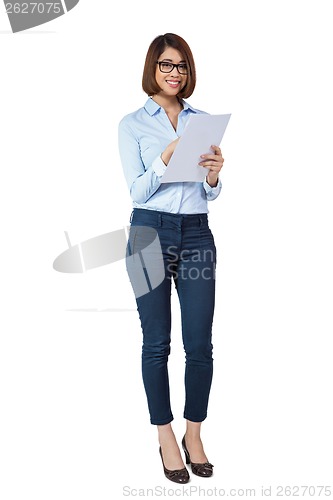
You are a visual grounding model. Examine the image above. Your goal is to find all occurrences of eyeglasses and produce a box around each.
[156,61,188,75]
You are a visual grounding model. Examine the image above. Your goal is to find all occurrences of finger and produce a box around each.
[201,164,223,173]
[199,157,224,167]
[200,153,224,162]
[210,145,221,154]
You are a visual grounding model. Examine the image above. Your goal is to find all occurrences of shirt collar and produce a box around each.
[180,99,197,113]
[144,97,197,116]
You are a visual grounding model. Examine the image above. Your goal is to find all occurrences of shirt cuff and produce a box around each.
[203,177,222,198]
[152,155,168,177]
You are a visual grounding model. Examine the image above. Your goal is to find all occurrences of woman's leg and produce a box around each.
[176,241,216,423]
[126,217,176,425]
[184,420,208,463]
[158,423,186,470]
[175,219,216,460]
[135,274,174,425]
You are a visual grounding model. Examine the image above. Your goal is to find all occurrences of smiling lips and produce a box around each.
[166,80,181,88]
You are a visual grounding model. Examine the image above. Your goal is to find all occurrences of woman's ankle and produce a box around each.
[158,423,176,443]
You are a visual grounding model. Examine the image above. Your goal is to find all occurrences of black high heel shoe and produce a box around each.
[159,447,190,484]
[182,435,214,477]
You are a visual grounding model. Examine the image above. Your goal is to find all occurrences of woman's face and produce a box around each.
[154,47,188,97]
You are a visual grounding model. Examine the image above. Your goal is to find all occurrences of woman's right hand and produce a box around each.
[161,138,180,166]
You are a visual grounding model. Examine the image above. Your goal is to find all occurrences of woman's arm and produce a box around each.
[118,119,181,204]
[118,119,166,204]
[161,138,180,166]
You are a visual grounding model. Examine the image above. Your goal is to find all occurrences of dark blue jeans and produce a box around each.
[126,208,217,425]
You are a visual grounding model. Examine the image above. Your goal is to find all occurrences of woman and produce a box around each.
[118,33,225,483]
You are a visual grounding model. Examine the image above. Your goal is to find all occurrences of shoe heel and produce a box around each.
[182,436,191,464]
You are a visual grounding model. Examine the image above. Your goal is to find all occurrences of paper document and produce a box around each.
[160,113,231,183]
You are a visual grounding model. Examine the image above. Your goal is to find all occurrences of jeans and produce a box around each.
[126,208,217,425]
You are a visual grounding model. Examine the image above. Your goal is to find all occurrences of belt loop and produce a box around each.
[159,213,162,227]
[199,215,203,227]
[129,210,134,223]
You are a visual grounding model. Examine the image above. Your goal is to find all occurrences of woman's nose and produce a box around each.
[170,68,180,77]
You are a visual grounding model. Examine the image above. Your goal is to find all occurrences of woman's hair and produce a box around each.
[142,33,196,99]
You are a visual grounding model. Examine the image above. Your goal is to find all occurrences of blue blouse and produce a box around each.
[118,97,222,214]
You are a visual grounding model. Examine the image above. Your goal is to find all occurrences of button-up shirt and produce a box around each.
[118,97,222,214]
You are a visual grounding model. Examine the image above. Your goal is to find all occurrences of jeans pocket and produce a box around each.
[199,226,217,263]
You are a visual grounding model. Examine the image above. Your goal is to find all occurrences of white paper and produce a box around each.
[160,113,231,183]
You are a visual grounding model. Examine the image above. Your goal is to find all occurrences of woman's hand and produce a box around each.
[199,145,225,187]
[161,138,180,166]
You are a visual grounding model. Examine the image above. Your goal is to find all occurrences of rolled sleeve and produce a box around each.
[203,177,222,201]
[152,155,168,177]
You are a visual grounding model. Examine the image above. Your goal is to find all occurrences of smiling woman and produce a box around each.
[118,33,225,484]
[142,33,196,99]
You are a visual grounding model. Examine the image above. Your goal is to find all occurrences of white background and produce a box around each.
[1,1,332,498]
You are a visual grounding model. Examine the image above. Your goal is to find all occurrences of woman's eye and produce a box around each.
[161,63,172,70]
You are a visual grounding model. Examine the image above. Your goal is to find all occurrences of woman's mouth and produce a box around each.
[165,80,180,88]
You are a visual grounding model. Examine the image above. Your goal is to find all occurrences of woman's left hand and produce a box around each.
[199,145,225,187]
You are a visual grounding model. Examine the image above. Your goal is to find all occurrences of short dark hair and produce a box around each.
[142,33,196,99]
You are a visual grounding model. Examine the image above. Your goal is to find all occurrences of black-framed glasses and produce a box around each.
[156,61,188,75]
